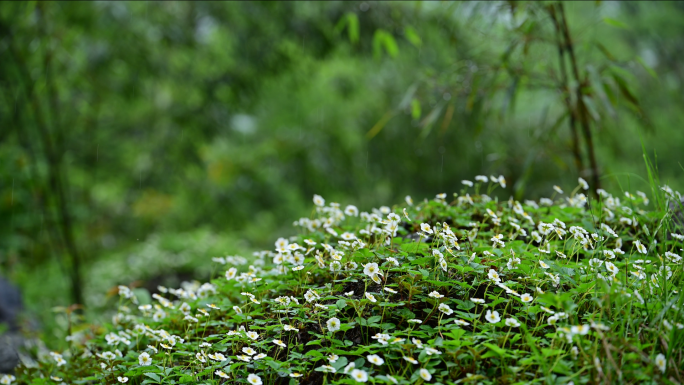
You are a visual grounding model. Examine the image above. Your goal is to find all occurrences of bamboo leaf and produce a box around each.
[411,98,422,120]
[602,17,629,29]
[404,26,422,48]
[346,13,359,44]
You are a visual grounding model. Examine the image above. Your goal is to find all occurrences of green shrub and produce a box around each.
[12,176,683,384]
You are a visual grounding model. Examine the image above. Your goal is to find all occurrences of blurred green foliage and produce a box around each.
[1,1,683,347]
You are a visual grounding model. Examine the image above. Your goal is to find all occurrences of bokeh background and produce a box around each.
[1,1,683,348]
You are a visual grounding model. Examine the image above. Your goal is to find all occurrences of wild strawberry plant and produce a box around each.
[11,176,684,385]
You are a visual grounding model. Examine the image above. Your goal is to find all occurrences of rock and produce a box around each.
[0,277,23,373]
[672,197,684,232]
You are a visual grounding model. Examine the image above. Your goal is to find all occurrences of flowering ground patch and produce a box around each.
[12,176,684,384]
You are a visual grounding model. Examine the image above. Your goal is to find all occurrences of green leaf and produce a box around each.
[336,299,347,309]
[636,56,658,79]
[143,373,161,383]
[602,17,628,29]
[404,26,422,47]
[305,350,324,357]
[411,98,422,120]
[373,29,399,59]
[346,13,360,44]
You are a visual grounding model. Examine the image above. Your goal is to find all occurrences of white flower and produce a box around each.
[208,353,226,362]
[246,331,259,340]
[428,291,443,299]
[634,239,647,254]
[571,324,590,335]
[553,185,564,194]
[485,310,501,323]
[384,287,397,294]
[505,318,520,327]
[655,353,666,373]
[462,180,473,187]
[605,261,618,275]
[345,205,359,216]
[313,194,325,207]
[419,368,432,381]
[318,365,336,373]
[254,353,267,360]
[424,347,442,356]
[488,269,501,283]
[350,369,369,382]
[438,303,453,315]
[363,263,382,277]
[367,354,384,365]
[117,377,129,383]
[403,356,418,364]
[539,260,550,269]
[327,317,341,332]
[247,374,263,385]
[138,352,152,366]
[365,293,377,303]
[328,354,339,363]
[454,319,470,326]
[273,339,286,348]
[475,175,489,183]
[343,363,356,374]
[242,347,257,356]
[470,298,485,304]
[420,223,433,235]
[578,177,589,190]
[405,195,413,206]
[520,293,533,303]
[215,370,229,379]
[225,267,237,280]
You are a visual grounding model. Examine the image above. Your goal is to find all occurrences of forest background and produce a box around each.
[1,1,683,350]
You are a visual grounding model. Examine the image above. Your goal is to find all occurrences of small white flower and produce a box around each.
[403,356,418,364]
[655,353,666,374]
[215,370,229,379]
[438,303,453,315]
[365,293,377,303]
[485,310,501,323]
[578,177,589,190]
[634,239,647,254]
[246,331,259,340]
[350,369,369,382]
[520,293,533,303]
[117,377,129,383]
[247,374,263,385]
[419,368,432,381]
[327,317,341,332]
[367,354,384,365]
[313,194,325,207]
[505,318,520,327]
[420,223,433,235]
[138,352,152,366]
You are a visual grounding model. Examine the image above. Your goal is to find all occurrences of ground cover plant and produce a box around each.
[11,176,684,385]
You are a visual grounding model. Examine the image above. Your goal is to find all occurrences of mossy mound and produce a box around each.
[12,177,684,385]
